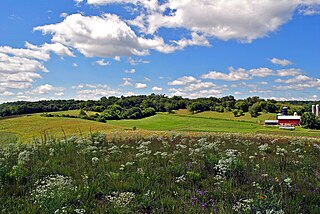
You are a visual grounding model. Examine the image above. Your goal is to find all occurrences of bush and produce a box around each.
[301,112,320,129]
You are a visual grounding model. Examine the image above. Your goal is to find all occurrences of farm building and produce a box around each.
[264,107,301,128]
[277,115,301,127]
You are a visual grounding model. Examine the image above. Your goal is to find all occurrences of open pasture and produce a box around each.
[1,110,320,143]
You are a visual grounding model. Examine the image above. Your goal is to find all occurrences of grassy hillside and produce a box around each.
[175,109,276,124]
[108,112,320,137]
[1,110,320,143]
[0,114,117,143]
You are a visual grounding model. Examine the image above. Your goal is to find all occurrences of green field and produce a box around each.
[1,110,320,143]
[0,114,117,143]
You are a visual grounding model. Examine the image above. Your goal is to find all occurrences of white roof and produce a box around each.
[278,116,301,120]
[265,120,278,123]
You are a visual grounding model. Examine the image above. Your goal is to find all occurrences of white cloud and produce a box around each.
[168,76,200,86]
[124,0,320,42]
[152,86,163,91]
[34,13,202,58]
[55,92,64,96]
[31,84,64,95]
[114,56,121,61]
[74,83,136,100]
[0,91,14,96]
[73,63,78,67]
[60,13,68,18]
[278,75,312,84]
[124,68,136,74]
[0,52,48,90]
[135,83,147,89]
[250,68,274,77]
[270,58,293,66]
[128,57,150,65]
[276,68,302,76]
[0,45,50,61]
[201,67,305,81]
[95,59,112,66]
[201,67,251,81]
[121,78,133,86]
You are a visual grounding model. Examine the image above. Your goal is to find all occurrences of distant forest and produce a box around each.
[0,95,318,122]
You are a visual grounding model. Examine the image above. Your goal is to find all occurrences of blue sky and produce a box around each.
[0,0,319,102]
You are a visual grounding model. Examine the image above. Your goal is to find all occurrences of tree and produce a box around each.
[300,112,320,129]
[249,102,261,117]
[232,109,244,117]
[235,100,249,112]
[265,101,277,113]
[188,102,206,113]
[79,109,87,118]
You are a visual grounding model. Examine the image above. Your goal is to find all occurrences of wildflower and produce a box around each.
[31,174,76,211]
[258,144,270,153]
[232,198,253,212]
[49,148,55,157]
[175,175,186,183]
[284,177,292,187]
[136,168,145,175]
[74,208,86,214]
[106,192,135,208]
[91,157,99,165]
[17,150,31,165]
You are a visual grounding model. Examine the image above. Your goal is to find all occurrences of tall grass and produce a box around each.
[0,133,319,213]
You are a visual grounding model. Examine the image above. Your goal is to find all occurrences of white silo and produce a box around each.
[316,104,319,117]
[312,105,316,115]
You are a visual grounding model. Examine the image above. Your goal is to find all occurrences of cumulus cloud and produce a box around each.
[0,52,48,90]
[168,75,226,98]
[201,67,251,81]
[201,67,303,81]
[95,59,111,66]
[31,84,64,95]
[74,83,136,100]
[34,13,205,58]
[88,0,320,43]
[152,86,163,91]
[270,58,293,66]
[168,76,200,86]
[135,83,147,89]
[124,69,136,74]
[121,78,133,86]
[128,57,150,65]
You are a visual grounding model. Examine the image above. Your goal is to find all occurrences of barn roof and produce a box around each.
[278,116,301,120]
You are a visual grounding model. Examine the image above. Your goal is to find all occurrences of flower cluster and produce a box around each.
[106,192,135,208]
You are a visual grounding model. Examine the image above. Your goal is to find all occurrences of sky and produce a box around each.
[0,0,320,103]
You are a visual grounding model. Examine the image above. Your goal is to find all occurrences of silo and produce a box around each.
[312,105,316,115]
[282,107,288,116]
[316,104,319,117]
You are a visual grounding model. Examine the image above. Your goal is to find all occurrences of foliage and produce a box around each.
[232,109,244,117]
[1,95,316,122]
[0,133,319,213]
[300,112,320,130]
[249,102,262,117]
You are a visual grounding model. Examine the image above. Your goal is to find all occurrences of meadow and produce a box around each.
[1,110,320,144]
[0,132,319,213]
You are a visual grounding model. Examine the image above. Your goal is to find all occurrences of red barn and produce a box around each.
[277,116,301,127]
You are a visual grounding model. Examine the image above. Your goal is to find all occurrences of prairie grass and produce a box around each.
[0,132,319,213]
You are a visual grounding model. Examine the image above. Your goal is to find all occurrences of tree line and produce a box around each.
[0,94,319,128]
